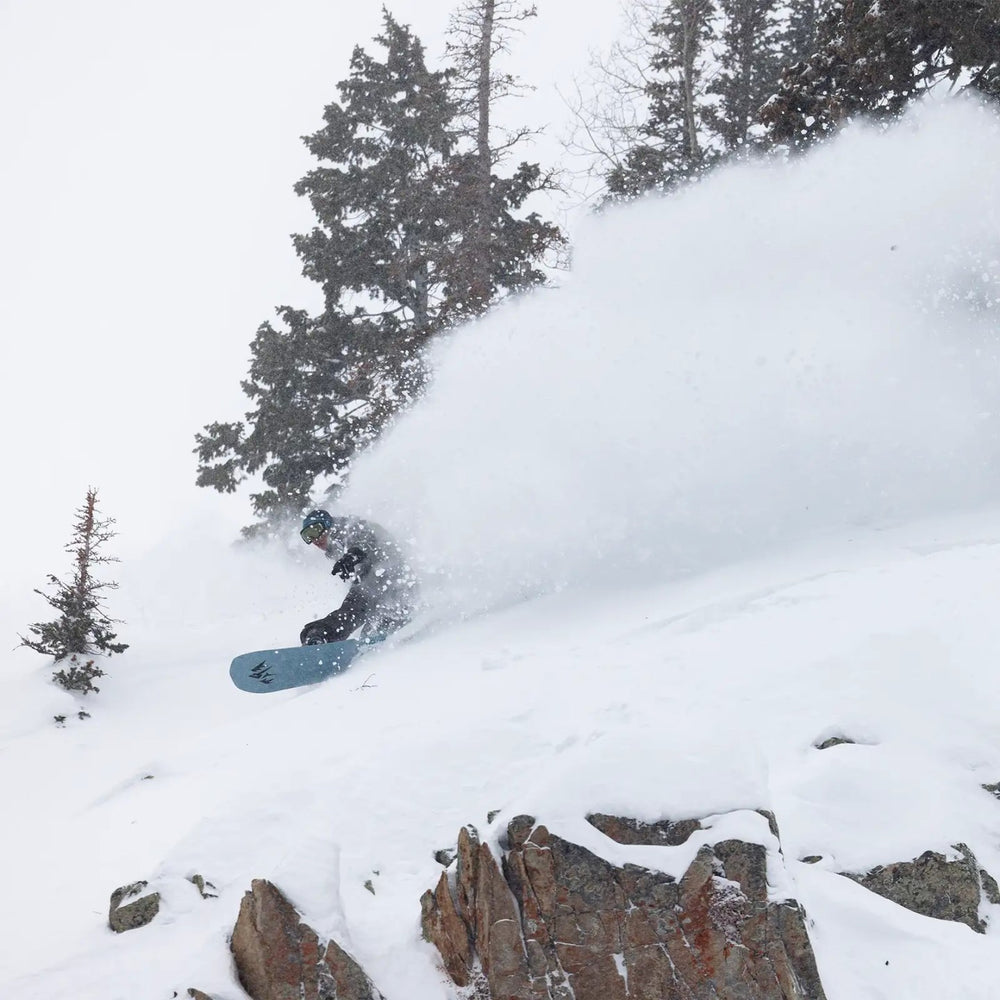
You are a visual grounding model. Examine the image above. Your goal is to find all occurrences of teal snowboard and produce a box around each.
[230,637,383,693]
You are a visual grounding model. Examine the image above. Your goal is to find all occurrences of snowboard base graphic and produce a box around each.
[230,637,382,693]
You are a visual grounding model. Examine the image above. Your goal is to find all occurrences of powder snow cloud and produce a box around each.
[343,97,1000,614]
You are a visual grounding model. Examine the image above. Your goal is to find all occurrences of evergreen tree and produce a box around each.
[782,0,826,67]
[602,0,796,199]
[582,0,995,201]
[19,488,128,693]
[559,0,670,190]
[292,13,460,361]
[762,0,1000,150]
[195,308,385,529]
[196,8,563,532]
[708,0,785,153]
[197,13,458,531]
[443,0,563,318]
[606,0,717,200]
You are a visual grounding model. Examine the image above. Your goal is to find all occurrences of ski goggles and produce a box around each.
[300,522,327,544]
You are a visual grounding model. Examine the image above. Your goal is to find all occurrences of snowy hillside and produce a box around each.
[4,100,1000,999]
[4,511,1000,999]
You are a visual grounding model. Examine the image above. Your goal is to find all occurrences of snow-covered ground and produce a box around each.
[4,510,1000,999]
[4,99,1000,998]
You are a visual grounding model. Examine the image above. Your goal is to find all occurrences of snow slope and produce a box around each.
[4,99,1000,998]
[4,512,1000,999]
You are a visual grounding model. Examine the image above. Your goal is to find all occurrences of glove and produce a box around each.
[300,623,328,645]
[331,546,368,580]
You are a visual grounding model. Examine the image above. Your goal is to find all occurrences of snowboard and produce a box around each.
[229,636,383,693]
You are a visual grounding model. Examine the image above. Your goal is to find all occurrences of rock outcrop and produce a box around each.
[843,843,999,933]
[231,879,384,1000]
[109,880,161,933]
[421,815,827,1000]
[586,812,703,847]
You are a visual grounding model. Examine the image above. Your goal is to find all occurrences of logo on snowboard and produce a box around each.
[249,660,276,685]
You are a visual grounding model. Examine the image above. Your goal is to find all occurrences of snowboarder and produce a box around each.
[298,509,417,645]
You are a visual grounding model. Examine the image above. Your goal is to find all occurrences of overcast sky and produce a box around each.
[0,0,625,642]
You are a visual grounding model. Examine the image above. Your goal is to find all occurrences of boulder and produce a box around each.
[188,874,218,899]
[586,812,701,846]
[434,848,457,867]
[843,843,998,933]
[814,737,857,750]
[420,872,474,986]
[231,879,384,1000]
[109,881,161,933]
[422,814,827,999]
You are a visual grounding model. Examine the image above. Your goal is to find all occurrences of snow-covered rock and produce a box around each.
[231,879,384,1000]
[422,813,826,1000]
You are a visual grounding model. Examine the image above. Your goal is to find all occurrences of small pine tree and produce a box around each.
[19,488,128,693]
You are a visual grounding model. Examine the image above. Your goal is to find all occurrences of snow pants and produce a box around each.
[299,584,409,645]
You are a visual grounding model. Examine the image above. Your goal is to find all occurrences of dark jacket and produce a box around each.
[322,516,417,617]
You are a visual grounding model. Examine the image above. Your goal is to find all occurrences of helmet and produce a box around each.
[300,509,334,544]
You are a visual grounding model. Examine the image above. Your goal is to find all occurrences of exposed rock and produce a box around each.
[434,848,457,867]
[187,990,214,1000]
[980,866,1000,905]
[188,874,218,899]
[843,843,995,933]
[815,736,856,750]
[455,824,481,932]
[109,881,161,933]
[587,812,702,846]
[982,781,1000,800]
[422,815,827,999]
[475,837,535,999]
[504,814,536,850]
[325,938,386,1000]
[231,879,384,1000]
[420,872,474,986]
[715,837,768,902]
[757,808,782,840]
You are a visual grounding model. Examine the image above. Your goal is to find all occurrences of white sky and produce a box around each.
[0,0,624,643]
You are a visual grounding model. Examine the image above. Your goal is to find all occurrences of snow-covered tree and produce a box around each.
[762,0,1000,150]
